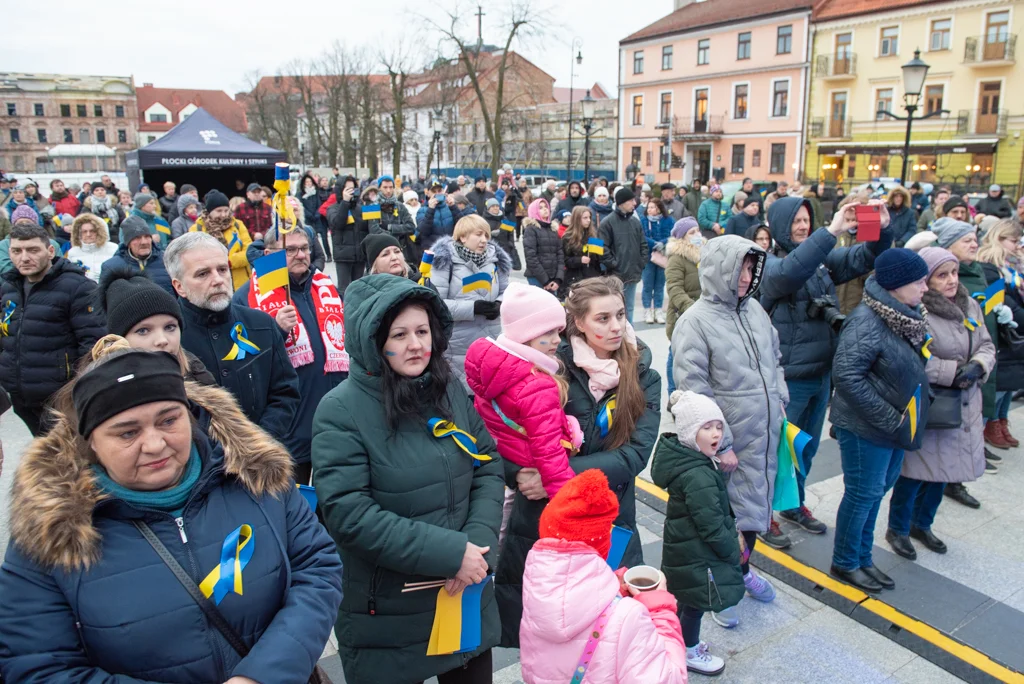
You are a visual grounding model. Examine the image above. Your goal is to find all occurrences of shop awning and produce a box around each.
[47,144,116,158]
[816,139,999,156]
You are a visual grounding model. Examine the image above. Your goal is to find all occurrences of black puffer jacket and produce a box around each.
[976,192,1013,219]
[562,234,603,287]
[982,262,1024,391]
[523,221,564,285]
[0,258,106,405]
[328,187,368,264]
[829,276,929,450]
[297,174,324,230]
[599,208,648,284]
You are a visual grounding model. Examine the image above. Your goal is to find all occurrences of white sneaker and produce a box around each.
[711,606,738,628]
[644,308,655,324]
[743,569,776,602]
[655,308,666,324]
[686,641,726,676]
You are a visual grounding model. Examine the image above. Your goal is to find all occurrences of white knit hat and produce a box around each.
[669,390,726,450]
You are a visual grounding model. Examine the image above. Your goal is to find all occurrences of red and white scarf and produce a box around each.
[247,269,349,373]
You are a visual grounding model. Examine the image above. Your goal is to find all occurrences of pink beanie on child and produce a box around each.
[500,283,566,344]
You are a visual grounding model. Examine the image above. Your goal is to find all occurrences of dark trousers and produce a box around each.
[13,401,47,437]
[416,650,492,684]
[315,225,332,260]
[887,476,945,535]
[741,530,757,575]
[679,605,704,648]
[336,261,365,296]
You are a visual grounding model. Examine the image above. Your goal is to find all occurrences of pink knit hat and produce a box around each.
[918,246,958,277]
[10,204,39,224]
[500,283,566,344]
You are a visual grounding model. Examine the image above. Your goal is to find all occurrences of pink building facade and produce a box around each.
[618,0,813,186]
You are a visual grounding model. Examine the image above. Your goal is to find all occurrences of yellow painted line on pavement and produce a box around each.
[633,476,1024,683]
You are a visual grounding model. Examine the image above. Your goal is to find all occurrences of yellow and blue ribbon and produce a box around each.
[428,417,492,467]
[272,162,296,234]
[973,280,1006,315]
[920,334,933,360]
[199,524,254,605]
[222,322,261,361]
[1003,267,1023,289]
[905,384,922,442]
[491,400,574,451]
[964,317,979,332]
[227,232,241,254]
[0,301,14,336]
[597,396,616,438]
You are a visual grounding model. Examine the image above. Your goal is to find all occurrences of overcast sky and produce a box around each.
[1,0,671,98]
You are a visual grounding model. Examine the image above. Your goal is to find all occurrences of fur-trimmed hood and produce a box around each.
[70,212,110,248]
[666,235,701,263]
[429,234,513,277]
[9,382,293,572]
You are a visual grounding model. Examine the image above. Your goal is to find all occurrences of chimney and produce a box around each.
[143,82,153,87]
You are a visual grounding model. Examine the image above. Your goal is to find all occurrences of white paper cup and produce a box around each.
[624,565,661,593]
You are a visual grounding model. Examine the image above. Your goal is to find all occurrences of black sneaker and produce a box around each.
[944,483,981,509]
[758,520,793,549]
[779,507,827,534]
[985,447,1002,462]
[985,460,999,474]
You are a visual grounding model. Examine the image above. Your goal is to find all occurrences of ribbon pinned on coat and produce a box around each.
[222,322,261,361]
[199,524,254,605]
[428,417,492,467]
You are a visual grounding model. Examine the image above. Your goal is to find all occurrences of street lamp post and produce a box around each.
[566,38,583,182]
[878,50,946,185]
[581,90,596,185]
[433,105,444,180]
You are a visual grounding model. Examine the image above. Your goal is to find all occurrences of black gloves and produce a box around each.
[952,361,985,389]
[473,300,502,320]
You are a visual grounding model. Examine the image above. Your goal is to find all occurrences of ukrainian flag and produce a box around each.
[362,204,382,221]
[426,576,493,656]
[975,279,1005,315]
[461,271,492,294]
[784,422,812,474]
[585,237,605,256]
[253,250,288,294]
[500,218,516,232]
[419,251,434,284]
[905,384,922,442]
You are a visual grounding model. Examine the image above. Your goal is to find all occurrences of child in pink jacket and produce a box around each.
[520,469,689,683]
[465,284,583,498]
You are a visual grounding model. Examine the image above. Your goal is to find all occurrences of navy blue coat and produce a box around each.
[416,203,456,249]
[760,196,892,381]
[830,276,929,450]
[0,258,106,406]
[889,206,917,247]
[233,274,347,464]
[0,388,343,683]
[101,242,174,294]
[178,298,300,442]
[724,211,760,237]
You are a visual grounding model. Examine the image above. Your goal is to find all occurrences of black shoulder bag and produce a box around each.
[133,520,331,684]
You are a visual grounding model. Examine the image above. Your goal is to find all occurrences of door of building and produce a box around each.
[978,81,1002,134]
[835,33,853,74]
[694,90,709,133]
[985,11,1010,60]
[830,92,848,137]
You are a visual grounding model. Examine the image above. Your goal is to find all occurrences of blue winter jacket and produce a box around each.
[641,214,674,252]
[416,202,456,248]
[102,242,174,294]
[889,205,917,247]
[0,382,343,683]
[4,197,41,225]
[759,196,892,380]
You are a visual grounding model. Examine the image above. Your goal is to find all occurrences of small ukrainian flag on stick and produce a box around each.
[585,237,605,256]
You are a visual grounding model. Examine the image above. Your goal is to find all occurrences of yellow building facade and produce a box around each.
[806,0,1024,196]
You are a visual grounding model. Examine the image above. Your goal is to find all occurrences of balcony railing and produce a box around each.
[957,108,1008,137]
[810,117,853,139]
[661,114,724,139]
[964,34,1017,64]
[815,53,857,79]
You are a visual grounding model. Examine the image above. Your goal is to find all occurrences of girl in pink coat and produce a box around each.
[520,469,689,683]
[465,284,583,498]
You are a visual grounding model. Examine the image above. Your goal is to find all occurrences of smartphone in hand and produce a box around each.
[855,204,882,242]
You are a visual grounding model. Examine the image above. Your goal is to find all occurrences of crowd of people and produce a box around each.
[0,162,1022,682]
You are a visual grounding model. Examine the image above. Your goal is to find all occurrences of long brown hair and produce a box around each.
[563,276,645,450]
[564,205,597,251]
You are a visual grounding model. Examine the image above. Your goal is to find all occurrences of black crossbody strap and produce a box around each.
[132,519,250,658]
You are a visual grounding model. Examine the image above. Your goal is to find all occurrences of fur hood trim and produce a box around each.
[666,236,701,263]
[9,382,293,572]
[922,284,971,321]
[429,235,513,276]
[71,213,110,248]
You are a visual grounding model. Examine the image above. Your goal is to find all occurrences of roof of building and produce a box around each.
[553,83,610,104]
[0,72,133,93]
[812,0,936,21]
[136,85,247,133]
[621,0,814,44]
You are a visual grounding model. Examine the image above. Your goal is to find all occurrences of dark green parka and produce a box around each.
[311,274,505,684]
[651,434,744,612]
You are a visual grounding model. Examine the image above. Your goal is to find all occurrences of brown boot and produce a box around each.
[985,420,1011,449]
[999,418,1019,447]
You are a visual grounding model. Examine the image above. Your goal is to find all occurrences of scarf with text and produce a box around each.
[247,269,349,372]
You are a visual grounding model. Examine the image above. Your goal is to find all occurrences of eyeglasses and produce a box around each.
[269,245,311,256]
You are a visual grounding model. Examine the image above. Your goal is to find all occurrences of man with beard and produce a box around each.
[232,226,346,483]
[48,179,80,216]
[555,180,589,215]
[102,215,174,294]
[84,183,121,239]
[167,231,298,440]
[188,190,253,290]
[234,182,273,238]
[369,175,415,254]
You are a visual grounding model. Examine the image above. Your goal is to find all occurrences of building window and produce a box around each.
[76,104,86,117]
[752,149,762,167]
[769,143,786,174]
[150,113,168,123]
[80,129,90,143]
[646,150,652,167]
[633,51,644,74]
[660,92,672,124]
[925,85,944,115]
[60,104,71,117]
[116,105,125,118]
[96,129,106,143]
[63,128,73,142]
[777,25,793,54]
[876,88,893,119]
[9,129,19,143]
[662,45,673,70]
[930,19,951,51]
[737,32,752,60]
[33,103,43,116]
[12,155,24,171]
[147,135,157,144]
[772,80,789,117]
[36,129,46,143]
[94,104,103,117]
[734,84,748,119]
[880,26,899,56]
[659,145,669,172]
[632,95,643,126]
[731,144,746,173]
[631,146,642,165]
[697,39,710,65]
[5,103,15,116]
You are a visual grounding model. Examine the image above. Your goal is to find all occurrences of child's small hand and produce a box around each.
[719,449,739,473]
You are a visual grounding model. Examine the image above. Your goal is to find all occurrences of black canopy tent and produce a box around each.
[125,107,286,199]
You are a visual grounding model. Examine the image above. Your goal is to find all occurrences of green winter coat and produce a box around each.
[651,434,745,612]
[664,236,702,339]
[683,189,703,217]
[958,260,997,418]
[311,274,505,684]
[697,197,727,236]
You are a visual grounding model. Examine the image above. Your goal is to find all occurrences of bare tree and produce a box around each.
[319,42,368,168]
[377,44,419,179]
[243,70,300,161]
[283,58,327,167]
[421,55,464,177]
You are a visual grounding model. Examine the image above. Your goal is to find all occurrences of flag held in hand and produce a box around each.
[253,250,289,294]
[585,237,605,256]
[426,575,493,656]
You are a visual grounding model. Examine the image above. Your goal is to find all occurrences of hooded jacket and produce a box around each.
[0,258,105,406]
[520,539,688,684]
[554,182,589,216]
[652,434,745,612]
[297,174,324,230]
[664,235,702,339]
[672,235,788,533]
[887,187,917,247]
[328,183,369,264]
[524,200,565,285]
[0,383,343,684]
[599,206,648,284]
[65,214,118,283]
[430,235,512,390]
[188,216,253,290]
[170,194,202,239]
[976,190,1013,219]
[759,196,892,380]
[310,275,504,684]
[101,241,174,295]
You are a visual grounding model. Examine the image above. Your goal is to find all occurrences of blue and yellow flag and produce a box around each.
[222,322,261,361]
[784,422,812,475]
[905,384,922,442]
[606,526,633,569]
[362,204,382,221]
[597,396,616,438]
[974,279,1006,315]
[428,417,492,466]
[585,237,605,256]
[1003,267,1023,289]
[419,251,435,284]
[920,333,933,360]
[461,271,492,294]
[272,162,296,234]
[199,524,254,605]
[0,301,14,336]
[227,232,241,254]
[426,575,493,656]
[963,317,979,332]
[253,250,288,294]
[155,220,171,237]
[500,218,516,232]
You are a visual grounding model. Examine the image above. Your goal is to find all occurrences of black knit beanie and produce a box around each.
[360,233,402,268]
[97,266,182,337]
[205,189,230,212]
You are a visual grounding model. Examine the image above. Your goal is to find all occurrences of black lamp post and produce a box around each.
[879,50,946,185]
[566,38,583,181]
[581,90,596,185]
[432,105,444,180]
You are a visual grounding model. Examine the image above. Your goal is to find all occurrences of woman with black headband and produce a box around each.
[0,338,342,683]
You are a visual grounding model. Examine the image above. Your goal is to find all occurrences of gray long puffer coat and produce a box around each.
[901,287,994,483]
[431,236,511,390]
[672,235,788,533]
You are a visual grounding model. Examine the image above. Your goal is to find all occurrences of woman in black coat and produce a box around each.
[562,205,603,289]
[328,176,368,294]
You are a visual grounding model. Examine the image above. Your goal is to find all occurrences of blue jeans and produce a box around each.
[832,428,905,570]
[887,476,945,535]
[784,374,832,508]
[641,263,666,309]
[623,281,638,323]
[526,277,542,287]
[667,346,676,395]
[996,390,1013,420]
